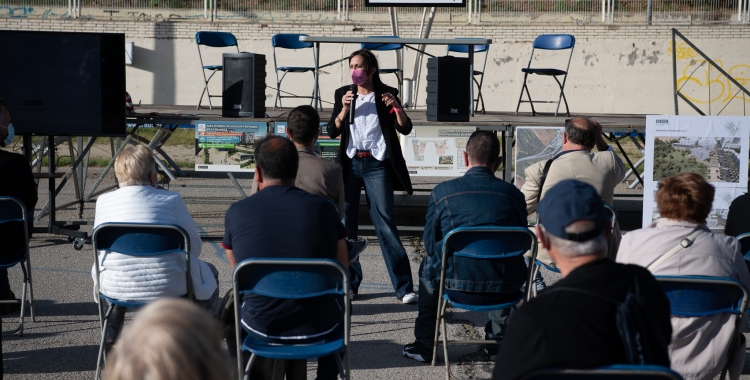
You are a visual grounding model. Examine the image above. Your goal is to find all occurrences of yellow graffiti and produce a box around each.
[671,44,750,105]
[667,42,699,61]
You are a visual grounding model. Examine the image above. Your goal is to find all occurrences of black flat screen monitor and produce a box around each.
[0,31,126,136]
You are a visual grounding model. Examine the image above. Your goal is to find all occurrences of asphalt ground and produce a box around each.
[2,167,749,380]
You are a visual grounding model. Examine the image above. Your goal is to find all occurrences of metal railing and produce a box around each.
[0,0,747,23]
[672,28,750,116]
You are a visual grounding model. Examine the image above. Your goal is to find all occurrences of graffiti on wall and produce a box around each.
[669,42,750,105]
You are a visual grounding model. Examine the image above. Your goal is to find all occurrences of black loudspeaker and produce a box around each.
[222,52,266,118]
[426,56,471,122]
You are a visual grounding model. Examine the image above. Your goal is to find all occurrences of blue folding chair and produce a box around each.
[522,364,684,379]
[233,258,350,380]
[432,227,537,379]
[447,41,490,113]
[515,34,575,117]
[656,275,749,380]
[195,31,240,110]
[736,232,750,260]
[272,33,320,111]
[92,222,192,380]
[0,196,35,336]
[361,36,404,95]
[530,203,617,297]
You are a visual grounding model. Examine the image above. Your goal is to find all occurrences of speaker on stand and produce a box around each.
[426,56,471,122]
[222,52,266,118]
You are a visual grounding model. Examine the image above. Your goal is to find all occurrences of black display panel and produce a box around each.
[0,31,126,136]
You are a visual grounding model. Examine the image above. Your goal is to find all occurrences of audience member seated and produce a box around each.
[92,145,219,351]
[223,135,348,380]
[0,101,37,314]
[617,173,750,380]
[249,105,367,266]
[403,130,528,363]
[724,190,750,255]
[493,180,671,380]
[107,298,231,380]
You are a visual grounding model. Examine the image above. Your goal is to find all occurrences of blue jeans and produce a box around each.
[414,273,515,347]
[345,156,414,298]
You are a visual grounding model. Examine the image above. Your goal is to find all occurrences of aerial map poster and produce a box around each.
[400,126,476,176]
[514,127,564,190]
[195,121,268,172]
[643,115,750,230]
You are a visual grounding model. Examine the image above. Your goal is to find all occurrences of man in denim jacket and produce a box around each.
[403,130,528,363]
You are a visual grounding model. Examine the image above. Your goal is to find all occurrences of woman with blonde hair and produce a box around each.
[617,172,750,380]
[92,144,219,350]
[107,298,231,380]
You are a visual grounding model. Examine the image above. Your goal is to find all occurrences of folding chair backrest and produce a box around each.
[234,258,347,299]
[522,364,684,379]
[447,42,489,54]
[655,276,749,317]
[92,223,189,257]
[0,197,26,224]
[361,36,403,51]
[532,34,576,50]
[195,31,238,48]
[272,34,313,50]
[443,227,535,260]
[736,232,750,258]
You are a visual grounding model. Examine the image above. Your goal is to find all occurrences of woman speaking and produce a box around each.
[327,49,416,304]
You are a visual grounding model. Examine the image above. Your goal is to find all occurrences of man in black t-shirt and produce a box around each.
[223,136,348,380]
[493,180,671,380]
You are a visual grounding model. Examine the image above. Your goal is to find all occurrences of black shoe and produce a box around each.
[403,342,431,363]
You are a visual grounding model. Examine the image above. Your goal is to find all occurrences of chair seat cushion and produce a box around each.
[277,66,315,73]
[379,68,400,74]
[473,70,484,76]
[203,65,222,71]
[444,292,523,312]
[242,329,344,360]
[522,68,567,76]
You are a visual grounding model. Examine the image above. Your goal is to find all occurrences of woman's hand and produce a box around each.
[342,90,355,111]
[382,93,401,110]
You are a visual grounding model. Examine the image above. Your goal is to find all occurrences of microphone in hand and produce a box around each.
[349,84,357,125]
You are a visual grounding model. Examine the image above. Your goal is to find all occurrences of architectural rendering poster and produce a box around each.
[195,121,268,172]
[274,121,340,163]
[514,127,564,190]
[643,115,750,230]
[399,126,476,176]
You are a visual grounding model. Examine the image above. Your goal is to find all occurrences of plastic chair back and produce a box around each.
[533,34,576,50]
[93,223,189,257]
[447,42,489,54]
[236,260,347,299]
[272,33,313,50]
[444,226,534,259]
[522,364,684,379]
[195,31,238,48]
[361,36,403,51]
[655,276,749,317]
[0,196,25,223]
[736,232,750,259]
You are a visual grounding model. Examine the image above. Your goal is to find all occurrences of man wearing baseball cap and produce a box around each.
[492,180,671,379]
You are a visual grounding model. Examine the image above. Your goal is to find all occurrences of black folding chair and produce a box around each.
[0,196,35,336]
[515,34,575,117]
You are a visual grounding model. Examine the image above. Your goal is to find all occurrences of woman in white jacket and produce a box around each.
[92,144,218,350]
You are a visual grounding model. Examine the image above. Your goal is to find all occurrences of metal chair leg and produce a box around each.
[432,297,443,365]
[25,259,35,322]
[441,304,450,380]
[244,353,256,380]
[552,76,570,117]
[95,304,114,380]
[515,73,530,115]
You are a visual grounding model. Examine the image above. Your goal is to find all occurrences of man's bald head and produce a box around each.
[564,117,597,149]
[255,135,298,182]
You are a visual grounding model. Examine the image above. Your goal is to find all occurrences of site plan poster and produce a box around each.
[274,121,340,163]
[643,116,750,230]
[400,126,476,176]
[195,121,268,172]
[514,127,564,190]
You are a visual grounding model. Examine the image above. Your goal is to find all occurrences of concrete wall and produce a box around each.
[2,18,749,115]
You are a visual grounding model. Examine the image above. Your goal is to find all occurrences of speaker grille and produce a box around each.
[222,53,266,118]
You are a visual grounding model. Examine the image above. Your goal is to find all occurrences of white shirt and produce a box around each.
[346,92,387,161]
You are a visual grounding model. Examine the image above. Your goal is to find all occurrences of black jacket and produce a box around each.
[0,150,38,254]
[326,85,413,195]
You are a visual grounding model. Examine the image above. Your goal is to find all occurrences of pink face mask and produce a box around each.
[350,69,368,85]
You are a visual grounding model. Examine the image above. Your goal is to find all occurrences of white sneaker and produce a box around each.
[401,292,418,304]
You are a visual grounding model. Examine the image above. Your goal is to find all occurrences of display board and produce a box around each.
[274,121,340,163]
[642,116,750,230]
[195,121,268,172]
[399,126,476,176]
[514,127,564,189]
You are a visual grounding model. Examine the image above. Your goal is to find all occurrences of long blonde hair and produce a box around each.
[107,298,231,380]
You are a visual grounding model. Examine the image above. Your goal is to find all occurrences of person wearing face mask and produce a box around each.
[326,49,417,304]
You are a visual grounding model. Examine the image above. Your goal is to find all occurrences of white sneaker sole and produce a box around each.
[402,348,428,363]
[401,294,418,304]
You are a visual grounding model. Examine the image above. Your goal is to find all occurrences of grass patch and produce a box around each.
[7,128,195,147]
[43,156,195,169]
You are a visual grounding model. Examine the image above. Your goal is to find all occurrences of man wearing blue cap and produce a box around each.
[404,130,528,363]
[493,180,671,379]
